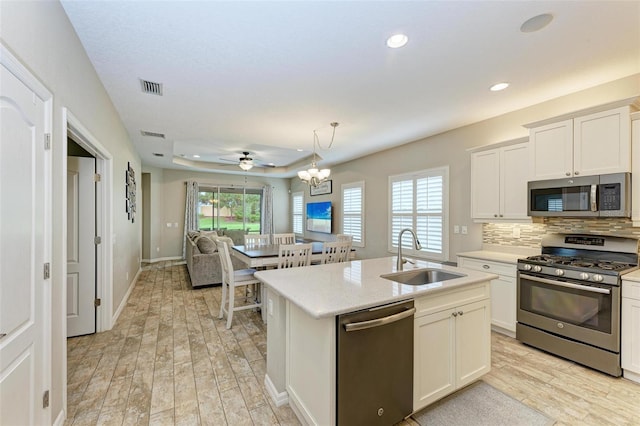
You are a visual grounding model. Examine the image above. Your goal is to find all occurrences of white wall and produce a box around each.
[291,73,640,261]
[142,168,291,260]
[0,1,142,420]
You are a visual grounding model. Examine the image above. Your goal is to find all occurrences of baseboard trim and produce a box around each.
[141,256,184,263]
[111,267,140,326]
[264,374,289,407]
[53,409,65,426]
[623,369,640,384]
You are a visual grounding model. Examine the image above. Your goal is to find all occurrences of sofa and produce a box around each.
[185,230,247,287]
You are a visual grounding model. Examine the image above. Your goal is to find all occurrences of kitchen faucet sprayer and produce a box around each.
[396,228,421,271]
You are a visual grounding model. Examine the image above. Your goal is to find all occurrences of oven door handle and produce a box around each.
[519,273,611,295]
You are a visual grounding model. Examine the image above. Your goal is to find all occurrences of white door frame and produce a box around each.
[63,109,114,334]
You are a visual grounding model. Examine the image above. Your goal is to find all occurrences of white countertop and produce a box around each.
[457,250,525,265]
[622,269,640,282]
[254,256,497,319]
[458,244,540,265]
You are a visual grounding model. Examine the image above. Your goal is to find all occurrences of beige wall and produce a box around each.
[142,168,291,260]
[291,73,640,261]
[1,0,142,420]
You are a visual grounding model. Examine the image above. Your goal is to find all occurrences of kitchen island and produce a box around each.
[255,256,497,425]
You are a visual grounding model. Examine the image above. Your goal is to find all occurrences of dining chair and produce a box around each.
[278,243,312,268]
[336,234,353,243]
[272,233,296,245]
[244,233,270,247]
[321,241,351,264]
[216,239,263,329]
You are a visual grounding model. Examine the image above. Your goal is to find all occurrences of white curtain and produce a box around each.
[183,180,199,259]
[261,185,274,236]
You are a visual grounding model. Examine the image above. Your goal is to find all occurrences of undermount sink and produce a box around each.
[380,268,466,285]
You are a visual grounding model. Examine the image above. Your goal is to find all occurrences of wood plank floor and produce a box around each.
[66,262,640,425]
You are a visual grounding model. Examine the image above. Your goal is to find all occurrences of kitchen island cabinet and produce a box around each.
[255,257,496,425]
[413,284,490,411]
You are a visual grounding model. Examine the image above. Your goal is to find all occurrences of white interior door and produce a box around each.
[67,156,96,337]
[0,61,48,425]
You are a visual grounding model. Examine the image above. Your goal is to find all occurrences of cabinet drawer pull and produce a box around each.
[482,265,490,269]
[0,333,6,339]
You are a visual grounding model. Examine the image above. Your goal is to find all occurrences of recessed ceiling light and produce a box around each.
[520,13,554,33]
[193,154,200,158]
[490,82,510,92]
[297,149,304,152]
[386,33,408,48]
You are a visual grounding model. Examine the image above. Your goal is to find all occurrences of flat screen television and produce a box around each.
[306,201,332,234]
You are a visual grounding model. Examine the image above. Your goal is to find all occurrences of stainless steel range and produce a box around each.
[516,233,639,376]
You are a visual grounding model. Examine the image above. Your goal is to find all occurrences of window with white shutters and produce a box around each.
[292,192,303,235]
[342,181,365,247]
[389,167,449,261]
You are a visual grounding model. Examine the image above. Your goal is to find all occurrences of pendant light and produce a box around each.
[298,122,339,187]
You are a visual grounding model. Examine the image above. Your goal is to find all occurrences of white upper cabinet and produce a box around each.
[528,105,633,180]
[631,113,640,226]
[470,139,529,221]
[529,119,573,180]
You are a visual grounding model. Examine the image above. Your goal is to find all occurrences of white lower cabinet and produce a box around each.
[622,279,640,383]
[413,283,491,411]
[457,256,517,336]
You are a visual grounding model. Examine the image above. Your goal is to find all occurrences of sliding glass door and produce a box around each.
[198,186,262,233]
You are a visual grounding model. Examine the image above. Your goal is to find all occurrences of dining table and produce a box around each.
[231,241,326,268]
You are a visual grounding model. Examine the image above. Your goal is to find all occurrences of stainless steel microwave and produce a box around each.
[528,173,631,217]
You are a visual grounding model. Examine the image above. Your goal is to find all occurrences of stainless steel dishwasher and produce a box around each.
[337,299,415,425]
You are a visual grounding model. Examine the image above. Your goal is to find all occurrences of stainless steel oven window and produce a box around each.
[519,275,612,333]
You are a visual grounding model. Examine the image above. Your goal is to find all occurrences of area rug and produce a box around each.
[412,381,555,426]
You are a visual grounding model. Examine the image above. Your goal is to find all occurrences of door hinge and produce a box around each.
[94,298,101,307]
[94,173,101,182]
[42,390,50,409]
[94,236,102,245]
[44,263,50,279]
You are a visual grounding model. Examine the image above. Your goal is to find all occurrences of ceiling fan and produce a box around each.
[219,151,276,171]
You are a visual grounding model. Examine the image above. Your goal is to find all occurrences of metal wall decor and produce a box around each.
[126,162,136,222]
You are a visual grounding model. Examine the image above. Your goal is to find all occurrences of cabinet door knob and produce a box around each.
[574,171,579,175]
[499,214,503,217]
[494,214,498,217]
[566,172,571,176]
[482,264,490,269]
[452,312,458,317]
[458,311,464,316]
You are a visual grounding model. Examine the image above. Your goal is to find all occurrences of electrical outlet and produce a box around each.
[454,225,460,234]
[461,226,468,235]
[173,222,178,228]
[166,223,171,228]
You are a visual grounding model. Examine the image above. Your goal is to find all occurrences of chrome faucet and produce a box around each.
[396,228,422,271]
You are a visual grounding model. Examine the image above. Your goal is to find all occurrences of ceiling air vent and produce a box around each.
[140,79,163,96]
[140,130,165,138]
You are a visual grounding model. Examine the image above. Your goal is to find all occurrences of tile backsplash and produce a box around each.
[483,218,640,248]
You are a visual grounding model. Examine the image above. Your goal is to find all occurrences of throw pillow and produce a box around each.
[187,230,201,239]
[195,236,217,254]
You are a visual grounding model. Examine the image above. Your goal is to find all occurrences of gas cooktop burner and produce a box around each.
[522,254,636,272]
